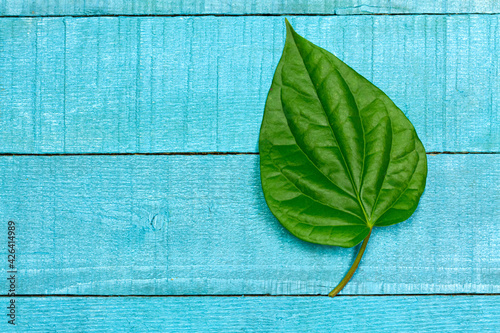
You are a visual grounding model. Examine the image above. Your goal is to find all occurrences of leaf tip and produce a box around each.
[284,18,294,35]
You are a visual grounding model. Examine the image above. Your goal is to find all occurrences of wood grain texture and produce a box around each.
[2,296,498,332]
[0,16,499,153]
[0,154,498,295]
[1,0,500,15]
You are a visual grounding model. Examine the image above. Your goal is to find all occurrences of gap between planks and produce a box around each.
[0,152,497,157]
[0,293,499,298]
[2,13,500,18]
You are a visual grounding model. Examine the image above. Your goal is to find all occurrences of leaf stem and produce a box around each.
[328,229,372,297]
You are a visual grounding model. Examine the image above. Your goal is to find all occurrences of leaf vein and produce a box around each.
[373,141,421,223]
[279,88,359,202]
[267,155,366,223]
[293,43,369,224]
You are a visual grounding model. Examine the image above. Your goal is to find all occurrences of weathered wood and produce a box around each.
[1,0,499,16]
[0,16,498,153]
[0,154,498,295]
[3,296,499,332]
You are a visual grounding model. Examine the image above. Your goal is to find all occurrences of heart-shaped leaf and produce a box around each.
[259,20,427,296]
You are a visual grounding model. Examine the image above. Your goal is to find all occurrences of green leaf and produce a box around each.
[259,20,427,296]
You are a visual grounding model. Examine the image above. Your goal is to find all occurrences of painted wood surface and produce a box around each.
[1,0,500,16]
[1,16,499,154]
[1,1,499,330]
[2,296,499,332]
[0,154,498,295]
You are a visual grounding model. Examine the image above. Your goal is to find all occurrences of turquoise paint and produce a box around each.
[0,2,499,330]
[2,296,499,332]
[0,154,498,295]
[1,0,499,15]
[0,16,499,153]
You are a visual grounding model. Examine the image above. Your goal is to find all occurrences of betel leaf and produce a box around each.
[259,19,427,297]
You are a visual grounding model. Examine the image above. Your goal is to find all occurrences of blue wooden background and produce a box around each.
[0,1,499,332]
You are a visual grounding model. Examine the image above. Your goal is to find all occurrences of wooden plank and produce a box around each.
[1,0,500,16]
[3,296,499,332]
[0,154,498,295]
[0,16,498,153]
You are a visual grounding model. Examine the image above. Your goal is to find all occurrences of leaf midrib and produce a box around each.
[278,82,359,200]
[289,32,371,226]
